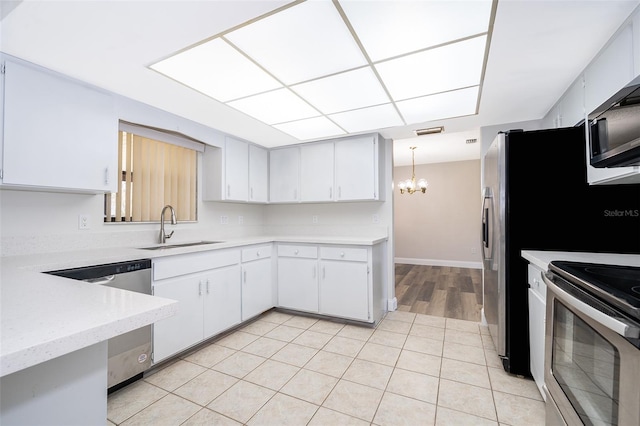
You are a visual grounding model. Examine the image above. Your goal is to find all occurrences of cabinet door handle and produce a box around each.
[227,184,231,197]
[338,186,342,199]
[198,281,202,296]
[329,187,332,199]
[243,270,247,283]
[294,188,297,200]
[313,265,316,279]
[104,167,110,186]
[250,187,254,200]
[206,279,210,294]
[322,266,325,279]
[256,251,261,258]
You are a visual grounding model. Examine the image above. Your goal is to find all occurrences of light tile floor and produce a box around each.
[107,310,545,425]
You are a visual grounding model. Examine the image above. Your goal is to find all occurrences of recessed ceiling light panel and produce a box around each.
[227,88,319,124]
[329,104,404,133]
[396,86,479,124]
[274,116,346,141]
[375,36,487,102]
[291,67,390,114]
[150,38,282,102]
[225,1,367,84]
[340,0,492,61]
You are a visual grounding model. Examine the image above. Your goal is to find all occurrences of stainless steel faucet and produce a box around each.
[159,205,177,244]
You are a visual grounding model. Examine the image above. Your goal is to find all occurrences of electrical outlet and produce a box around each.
[78,214,90,230]
[220,215,228,225]
[471,246,478,254]
[312,215,318,224]
[238,215,244,225]
[372,214,380,224]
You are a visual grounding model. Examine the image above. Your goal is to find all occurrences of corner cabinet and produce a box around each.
[202,136,269,203]
[269,147,300,203]
[1,57,117,193]
[151,250,242,363]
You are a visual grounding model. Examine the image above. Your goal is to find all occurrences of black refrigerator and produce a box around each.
[481,126,640,376]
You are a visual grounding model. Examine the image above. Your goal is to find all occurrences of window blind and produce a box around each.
[105,131,197,222]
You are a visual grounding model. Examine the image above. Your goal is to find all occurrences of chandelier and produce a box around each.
[398,146,428,194]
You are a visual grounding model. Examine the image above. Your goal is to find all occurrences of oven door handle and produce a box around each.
[542,272,640,339]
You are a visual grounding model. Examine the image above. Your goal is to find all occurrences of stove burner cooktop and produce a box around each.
[549,261,640,320]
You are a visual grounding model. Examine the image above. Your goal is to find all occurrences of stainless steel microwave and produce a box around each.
[590,82,640,168]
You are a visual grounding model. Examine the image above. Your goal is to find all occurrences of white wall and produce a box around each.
[394,160,482,268]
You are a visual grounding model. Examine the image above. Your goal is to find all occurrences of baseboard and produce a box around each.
[395,257,482,269]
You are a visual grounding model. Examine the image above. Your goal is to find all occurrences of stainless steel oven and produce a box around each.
[542,261,640,425]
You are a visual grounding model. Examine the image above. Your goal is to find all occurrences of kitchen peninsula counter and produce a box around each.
[1,234,387,376]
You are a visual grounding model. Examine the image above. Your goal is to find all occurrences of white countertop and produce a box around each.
[522,250,640,271]
[0,234,387,377]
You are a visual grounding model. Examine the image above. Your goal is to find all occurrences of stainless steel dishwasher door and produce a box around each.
[46,259,152,390]
[95,267,153,389]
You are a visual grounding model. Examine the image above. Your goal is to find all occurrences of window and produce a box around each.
[104,124,202,222]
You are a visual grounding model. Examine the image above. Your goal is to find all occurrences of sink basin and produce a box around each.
[139,241,224,250]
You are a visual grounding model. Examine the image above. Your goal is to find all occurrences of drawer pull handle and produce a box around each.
[294,249,299,255]
[340,252,345,257]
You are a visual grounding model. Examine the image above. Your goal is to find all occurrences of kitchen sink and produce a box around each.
[139,241,224,250]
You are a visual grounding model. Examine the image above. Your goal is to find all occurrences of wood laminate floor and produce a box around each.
[395,264,482,322]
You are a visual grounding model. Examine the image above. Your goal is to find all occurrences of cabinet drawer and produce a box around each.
[278,244,318,259]
[320,246,368,262]
[153,249,240,281]
[242,245,272,262]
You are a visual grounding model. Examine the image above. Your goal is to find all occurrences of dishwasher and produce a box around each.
[46,259,152,392]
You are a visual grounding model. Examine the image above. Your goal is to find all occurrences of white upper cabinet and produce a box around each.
[249,144,268,202]
[270,134,384,203]
[203,136,269,203]
[269,146,300,203]
[585,24,635,115]
[1,58,117,193]
[334,135,379,201]
[300,142,334,202]
[224,137,250,201]
[557,77,585,128]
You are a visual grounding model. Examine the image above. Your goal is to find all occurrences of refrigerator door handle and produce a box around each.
[482,188,493,261]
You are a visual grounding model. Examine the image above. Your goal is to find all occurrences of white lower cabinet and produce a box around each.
[241,245,275,321]
[152,250,241,363]
[527,263,547,400]
[203,265,242,339]
[319,247,370,321]
[276,243,382,323]
[277,245,319,312]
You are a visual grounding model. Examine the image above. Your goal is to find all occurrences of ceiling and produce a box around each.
[2,0,639,166]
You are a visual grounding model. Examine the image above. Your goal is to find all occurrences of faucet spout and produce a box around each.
[159,205,177,244]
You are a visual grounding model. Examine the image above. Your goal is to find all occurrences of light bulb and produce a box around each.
[398,181,407,190]
[407,179,415,190]
[418,179,428,189]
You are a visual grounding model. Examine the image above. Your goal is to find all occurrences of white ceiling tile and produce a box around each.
[329,104,404,133]
[150,38,282,102]
[376,36,487,102]
[227,88,319,124]
[340,0,492,61]
[291,67,390,114]
[396,87,479,124]
[225,1,367,84]
[274,116,346,140]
